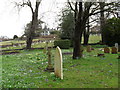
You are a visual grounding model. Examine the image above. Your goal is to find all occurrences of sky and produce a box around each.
[0,0,66,38]
[0,0,119,38]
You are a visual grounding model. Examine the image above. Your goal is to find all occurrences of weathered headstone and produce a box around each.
[115,43,119,51]
[86,45,91,52]
[54,46,63,79]
[111,47,117,54]
[104,47,110,53]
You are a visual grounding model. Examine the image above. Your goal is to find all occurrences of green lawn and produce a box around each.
[0,38,53,46]
[1,42,54,51]
[88,35,101,43]
[82,35,101,43]
[1,46,119,88]
[1,35,101,46]
[1,35,101,51]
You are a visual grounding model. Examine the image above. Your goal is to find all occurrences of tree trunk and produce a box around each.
[26,1,40,49]
[26,37,32,49]
[83,30,89,45]
[73,2,88,59]
[26,13,36,49]
[83,19,90,45]
[73,2,83,59]
[100,2,106,44]
[73,22,81,59]
[69,2,91,59]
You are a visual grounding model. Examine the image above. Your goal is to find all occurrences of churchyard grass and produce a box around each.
[1,46,118,88]
[1,42,54,50]
[88,35,101,43]
[1,35,101,51]
[82,35,101,44]
[0,40,25,46]
[0,38,53,46]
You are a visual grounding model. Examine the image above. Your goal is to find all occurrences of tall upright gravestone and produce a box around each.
[54,46,63,79]
[115,43,119,51]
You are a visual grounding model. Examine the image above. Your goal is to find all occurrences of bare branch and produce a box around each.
[27,0,34,14]
[89,2,117,17]
[67,0,76,12]
[13,0,34,14]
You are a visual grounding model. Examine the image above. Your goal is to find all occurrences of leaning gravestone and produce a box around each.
[86,45,91,52]
[54,46,63,79]
[104,47,110,53]
[111,47,118,54]
[115,43,119,51]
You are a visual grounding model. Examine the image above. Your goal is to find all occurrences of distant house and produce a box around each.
[41,26,50,36]
[41,30,50,36]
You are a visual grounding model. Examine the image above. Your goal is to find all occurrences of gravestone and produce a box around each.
[104,47,110,53]
[111,47,117,54]
[54,46,63,79]
[115,43,118,51]
[86,45,91,52]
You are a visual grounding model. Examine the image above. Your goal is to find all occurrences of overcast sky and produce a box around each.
[0,0,119,38]
[0,0,66,38]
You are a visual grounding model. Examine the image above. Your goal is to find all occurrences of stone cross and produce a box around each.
[45,48,54,72]
[54,46,63,79]
[115,43,118,51]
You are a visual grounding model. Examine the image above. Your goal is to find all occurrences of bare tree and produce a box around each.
[68,1,93,59]
[99,2,120,44]
[68,1,118,59]
[83,18,90,45]
[14,0,42,49]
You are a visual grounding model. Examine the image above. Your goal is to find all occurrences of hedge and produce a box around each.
[54,40,71,49]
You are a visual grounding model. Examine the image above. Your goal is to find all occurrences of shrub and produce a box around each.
[103,18,120,46]
[54,40,71,49]
[13,35,18,40]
